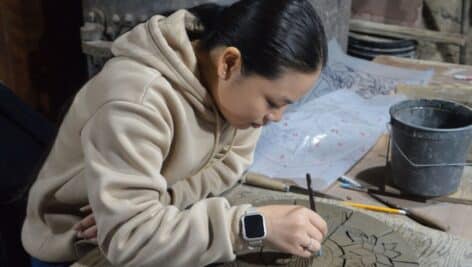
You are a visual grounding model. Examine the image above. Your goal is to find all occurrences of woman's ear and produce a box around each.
[217,47,242,80]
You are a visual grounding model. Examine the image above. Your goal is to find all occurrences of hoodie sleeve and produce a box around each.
[168,128,261,211]
[81,100,251,267]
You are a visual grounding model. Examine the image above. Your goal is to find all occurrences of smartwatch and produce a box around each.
[241,207,267,249]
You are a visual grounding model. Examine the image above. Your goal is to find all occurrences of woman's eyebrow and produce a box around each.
[268,96,293,106]
[283,98,294,105]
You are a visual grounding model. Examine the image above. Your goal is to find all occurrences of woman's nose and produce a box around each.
[266,109,283,123]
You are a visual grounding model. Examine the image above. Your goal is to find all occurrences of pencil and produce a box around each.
[367,193,449,232]
[343,201,407,215]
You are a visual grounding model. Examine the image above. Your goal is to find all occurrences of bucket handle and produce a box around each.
[386,123,472,168]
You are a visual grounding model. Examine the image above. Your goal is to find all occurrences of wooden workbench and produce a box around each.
[374,55,472,106]
[327,135,472,238]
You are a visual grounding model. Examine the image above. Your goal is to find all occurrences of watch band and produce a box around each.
[248,239,263,249]
[242,207,266,249]
[245,207,259,215]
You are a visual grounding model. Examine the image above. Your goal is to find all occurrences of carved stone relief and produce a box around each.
[216,200,419,267]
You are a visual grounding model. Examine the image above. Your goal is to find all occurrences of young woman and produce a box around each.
[22,0,328,266]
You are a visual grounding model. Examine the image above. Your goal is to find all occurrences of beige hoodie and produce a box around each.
[22,10,261,266]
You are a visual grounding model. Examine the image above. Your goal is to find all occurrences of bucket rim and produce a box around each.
[389,98,472,132]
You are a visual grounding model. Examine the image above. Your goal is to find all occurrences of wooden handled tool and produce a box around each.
[244,172,290,192]
[244,172,344,201]
[306,173,316,212]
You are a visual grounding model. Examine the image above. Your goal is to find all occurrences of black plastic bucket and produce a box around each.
[348,32,417,60]
[389,99,472,197]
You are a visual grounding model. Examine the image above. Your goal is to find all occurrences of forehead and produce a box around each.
[250,70,321,99]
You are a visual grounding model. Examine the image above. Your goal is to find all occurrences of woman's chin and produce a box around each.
[228,120,263,130]
[251,123,262,128]
[230,123,253,130]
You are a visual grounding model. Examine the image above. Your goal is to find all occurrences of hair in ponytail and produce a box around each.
[187,3,226,38]
[188,0,327,79]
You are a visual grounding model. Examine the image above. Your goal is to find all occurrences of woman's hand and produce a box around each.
[73,205,98,241]
[256,205,327,258]
[73,203,329,256]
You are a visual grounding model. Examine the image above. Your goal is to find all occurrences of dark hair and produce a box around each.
[188,0,327,79]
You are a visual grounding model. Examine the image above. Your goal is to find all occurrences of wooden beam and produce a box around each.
[350,19,466,46]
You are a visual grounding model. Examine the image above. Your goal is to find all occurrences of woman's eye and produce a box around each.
[267,100,278,109]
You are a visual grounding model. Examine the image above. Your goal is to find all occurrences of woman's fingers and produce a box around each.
[296,246,313,258]
[75,214,98,240]
[257,205,328,258]
[306,225,324,244]
[295,236,321,258]
[305,237,321,253]
[73,213,95,231]
[79,204,92,213]
[74,204,98,240]
[306,210,328,237]
[77,225,98,240]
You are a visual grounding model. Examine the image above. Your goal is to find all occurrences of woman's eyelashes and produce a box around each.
[266,99,279,109]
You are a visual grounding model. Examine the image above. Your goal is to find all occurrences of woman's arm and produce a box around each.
[168,127,261,210]
[74,129,260,243]
[81,100,250,267]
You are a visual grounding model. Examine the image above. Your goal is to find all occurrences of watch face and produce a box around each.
[244,214,265,239]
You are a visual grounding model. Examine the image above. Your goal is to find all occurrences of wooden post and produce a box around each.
[460,0,470,64]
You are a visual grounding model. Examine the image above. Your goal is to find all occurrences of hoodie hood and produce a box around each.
[111,10,238,167]
[111,10,217,123]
